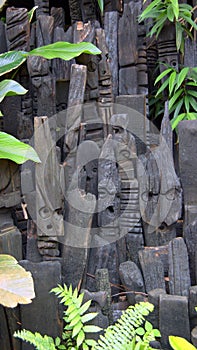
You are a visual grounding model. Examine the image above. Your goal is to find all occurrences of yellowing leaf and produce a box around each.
[169,336,196,350]
[0,255,35,308]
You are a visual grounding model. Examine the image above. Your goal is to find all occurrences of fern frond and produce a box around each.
[14,329,56,350]
[93,302,154,350]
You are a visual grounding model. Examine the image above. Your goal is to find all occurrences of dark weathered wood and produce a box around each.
[118,2,138,67]
[20,260,62,350]
[148,289,166,329]
[1,94,21,137]
[0,20,7,53]
[179,121,197,225]
[168,237,191,297]
[119,261,145,304]
[35,0,49,16]
[0,160,20,208]
[184,37,197,68]
[62,190,96,288]
[34,116,64,242]
[119,67,138,95]
[139,248,165,292]
[184,221,197,285]
[5,307,21,350]
[36,15,54,47]
[160,101,173,154]
[68,0,82,22]
[32,75,56,117]
[189,286,197,329]
[95,268,112,323]
[159,294,190,350]
[51,7,65,28]
[80,0,97,22]
[191,327,197,348]
[137,46,148,95]
[0,306,12,350]
[6,7,30,51]
[0,225,22,260]
[126,233,144,267]
[104,11,118,96]
[157,22,178,74]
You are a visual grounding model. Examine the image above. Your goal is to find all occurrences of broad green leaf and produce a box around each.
[186,113,197,120]
[97,0,104,14]
[176,67,189,91]
[82,343,88,350]
[0,254,35,308]
[167,4,174,22]
[76,330,85,347]
[179,3,192,11]
[0,79,28,103]
[155,78,170,97]
[153,329,161,337]
[169,88,183,110]
[85,339,97,347]
[83,325,102,333]
[0,51,27,76]
[169,336,196,350]
[69,314,81,327]
[181,14,197,31]
[28,6,38,22]
[170,0,179,20]
[171,113,186,130]
[81,312,98,323]
[29,41,101,61]
[154,68,172,85]
[170,99,183,119]
[0,132,41,164]
[169,71,177,96]
[67,308,79,322]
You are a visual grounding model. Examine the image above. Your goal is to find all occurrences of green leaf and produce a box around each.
[81,312,98,323]
[176,67,189,90]
[187,90,197,98]
[135,327,145,336]
[180,14,197,31]
[169,336,196,350]
[169,71,177,96]
[72,321,83,338]
[55,337,61,346]
[67,309,79,322]
[79,300,92,315]
[97,0,104,14]
[0,79,28,103]
[82,343,88,350]
[171,113,186,130]
[145,321,153,332]
[0,132,41,164]
[154,68,172,85]
[0,51,27,76]
[169,89,183,110]
[170,99,183,119]
[167,4,174,22]
[77,330,85,347]
[29,41,101,61]
[0,254,35,308]
[153,329,161,337]
[138,0,161,21]
[85,339,97,347]
[170,0,179,20]
[69,315,81,327]
[187,96,197,111]
[175,22,184,52]
[83,325,102,333]
[155,77,170,97]
[28,6,38,22]
[184,95,190,113]
[186,113,197,120]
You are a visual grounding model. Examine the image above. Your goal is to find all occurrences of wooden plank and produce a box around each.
[184,220,197,285]
[104,11,119,96]
[34,116,64,240]
[35,0,49,16]
[0,20,7,53]
[119,261,145,304]
[6,7,30,51]
[139,248,165,292]
[0,160,20,208]
[119,67,138,95]
[168,237,191,297]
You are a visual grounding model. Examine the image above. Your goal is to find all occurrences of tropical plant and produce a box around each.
[94,302,160,350]
[97,0,104,14]
[154,65,197,129]
[138,0,197,53]
[169,336,197,350]
[14,284,101,350]
[0,254,35,307]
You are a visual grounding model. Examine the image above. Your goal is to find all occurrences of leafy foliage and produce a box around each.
[169,336,197,350]
[138,0,197,52]
[0,132,41,164]
[51,284,101,349]
[154,66,197,129]
[14,330,56,350]
[0,42,101,76]
[97,0,104,14]
[0,255,35,307]
[93,302,160,350]
[0,79,28,103]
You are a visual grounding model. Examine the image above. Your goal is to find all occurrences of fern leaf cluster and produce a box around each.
[93,302,156,350]
[51,284,101,350]
[14,329,56,350]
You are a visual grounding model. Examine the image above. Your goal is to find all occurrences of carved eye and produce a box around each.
[39,206,50,219]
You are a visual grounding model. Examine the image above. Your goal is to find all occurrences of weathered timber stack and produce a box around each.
[0,1,197,350]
